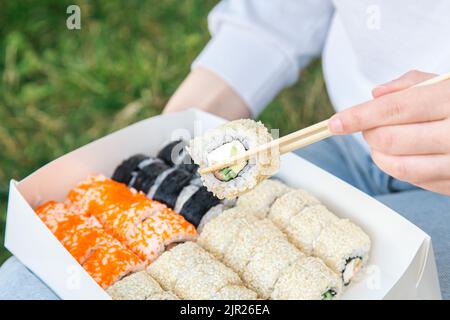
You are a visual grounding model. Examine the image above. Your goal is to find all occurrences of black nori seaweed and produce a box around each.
[130,160,170,193]
[112,154,149,184]
[178,161,198,174]
[152,168,194,208]
[157,140,187,166]
[179,186,221,226]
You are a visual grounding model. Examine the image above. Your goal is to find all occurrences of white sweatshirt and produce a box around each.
[193,0,450,150]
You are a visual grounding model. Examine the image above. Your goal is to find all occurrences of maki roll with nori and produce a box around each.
[129,157,170,193]
[148,167,194,208]
[158,139,199,173]
[112,154,149,185]
[157,140,187,166]
[188,119,279,199]
[158,140,197,169]
[174,185,220,226]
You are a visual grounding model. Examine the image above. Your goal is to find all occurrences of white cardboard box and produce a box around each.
[5,110,442,300]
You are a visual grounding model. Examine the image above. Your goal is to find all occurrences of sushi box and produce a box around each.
[5,109,441,300]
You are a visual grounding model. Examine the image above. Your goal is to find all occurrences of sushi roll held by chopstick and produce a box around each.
[187,119,279,199]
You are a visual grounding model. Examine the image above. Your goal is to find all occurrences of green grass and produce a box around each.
[0,0,333,264]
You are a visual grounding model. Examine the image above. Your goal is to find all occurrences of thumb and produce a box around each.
[371,70,436,98]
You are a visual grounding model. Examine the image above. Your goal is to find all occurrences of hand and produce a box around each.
[328,70,450,196]
[163,67,250,120]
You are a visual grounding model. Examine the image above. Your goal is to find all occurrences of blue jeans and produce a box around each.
[0,135,448,299]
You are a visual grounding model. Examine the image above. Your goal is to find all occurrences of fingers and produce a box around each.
[328,79,450,134]
[372,70,436,98]
[363,118,450,155]
[371,150,450,184]
[416,180,450,196]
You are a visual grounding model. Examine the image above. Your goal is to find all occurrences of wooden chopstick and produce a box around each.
[198,120,331,174]
[279,123,332,154]
[412,72,450,87]
[198,72,450,175]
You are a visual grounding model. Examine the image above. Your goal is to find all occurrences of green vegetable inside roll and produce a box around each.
[321,289,337,300]
[208,141,247,182]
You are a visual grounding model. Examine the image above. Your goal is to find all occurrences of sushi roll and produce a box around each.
[158,139,199,173]
[198,208,342,299]
[197,203,225,234]
[105,196,166,237]
[271,257,342,300]
[313,219,371,285]
[129,157,170,193]
[236,179,292,218]
[59,223,117,264]
[157,140,188,166]
[146,292,179,300]
[112,154,149,185]
[138,207,197,246]
[284,205,339,255]
[118,206,196,263]
[222,217,286,273]
[147,242,249,300]
[35,201,116,264]
[148,167,194,208]
[67,175,138,218]
[197,207,259,260]
[214,285,258,300]
[269,189,370,285]
[240,233,304,299]
[215,214,303,299]
[174,185,221,227]
[35,201,87,233]
[82,242,144,289]
[268,189,321,227]
[106,271,174,300]
[188,119,280,199]
[174,184,198,213]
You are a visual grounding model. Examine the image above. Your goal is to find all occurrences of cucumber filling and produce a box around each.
[321,289,337,300]
[208,141,247,182]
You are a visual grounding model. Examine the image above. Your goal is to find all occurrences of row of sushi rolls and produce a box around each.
[35,119,370,300]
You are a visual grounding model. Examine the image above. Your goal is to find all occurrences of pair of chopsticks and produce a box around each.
[199,72,450,175]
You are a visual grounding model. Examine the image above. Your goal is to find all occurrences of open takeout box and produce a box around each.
[5,109,441,300]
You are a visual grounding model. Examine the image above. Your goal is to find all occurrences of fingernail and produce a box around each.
[372,86,384,98]
[374,85,387,91]
[328,116,344,133]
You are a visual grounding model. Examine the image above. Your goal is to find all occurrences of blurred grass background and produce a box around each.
[0,0,333,264]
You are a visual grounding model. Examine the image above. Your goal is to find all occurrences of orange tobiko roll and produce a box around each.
[122,207,197,263]
[67,175,138,217]
[140,207,197,246]
[106,198,165,234]
[82,243,144,288]
[60,226,122,264]
[35,201,86,233]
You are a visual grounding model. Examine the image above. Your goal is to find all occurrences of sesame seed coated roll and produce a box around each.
[236,179,292,218]
[271,257,342,300]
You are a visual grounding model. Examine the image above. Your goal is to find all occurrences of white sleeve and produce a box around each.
[192,0,335,116]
